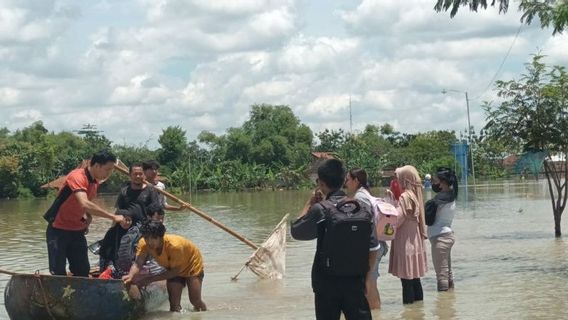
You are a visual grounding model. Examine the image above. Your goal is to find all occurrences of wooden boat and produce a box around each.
[3,273,167,320]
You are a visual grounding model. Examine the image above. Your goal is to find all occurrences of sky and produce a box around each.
[1,0,567,148]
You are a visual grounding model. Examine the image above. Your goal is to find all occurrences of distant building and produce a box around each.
[502,154,519,169]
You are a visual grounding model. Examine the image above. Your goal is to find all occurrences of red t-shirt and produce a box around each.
[52,168,99,231]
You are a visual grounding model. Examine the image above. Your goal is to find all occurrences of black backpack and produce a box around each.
[318,198,373,277]
[115,225,141,275]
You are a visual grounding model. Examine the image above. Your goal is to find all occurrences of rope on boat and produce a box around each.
[34,270,57,320]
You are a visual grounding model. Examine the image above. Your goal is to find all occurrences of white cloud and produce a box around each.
[0,87,21,106]
[277,35,360,73]
[0,0,566,148]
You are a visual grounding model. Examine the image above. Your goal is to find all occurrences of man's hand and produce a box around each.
[113,214,126,225]
[84,214,93,234]
[122,274,133,285]
[309,189,324,206]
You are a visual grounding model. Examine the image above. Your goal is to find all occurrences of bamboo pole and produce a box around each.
[113,163,259,250]
[0,268,16,276]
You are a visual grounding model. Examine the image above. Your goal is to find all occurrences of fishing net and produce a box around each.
[232,214,289,280]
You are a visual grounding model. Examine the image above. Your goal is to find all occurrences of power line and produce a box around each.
[473,23,523,101]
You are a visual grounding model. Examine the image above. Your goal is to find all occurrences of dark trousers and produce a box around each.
[314,283,372,320]
[401,278,423,304]
[46,224,90,277]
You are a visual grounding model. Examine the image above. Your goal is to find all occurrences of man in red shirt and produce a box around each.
[44,149,126,277]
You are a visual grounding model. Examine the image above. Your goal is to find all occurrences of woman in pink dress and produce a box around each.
[388,165,428,304]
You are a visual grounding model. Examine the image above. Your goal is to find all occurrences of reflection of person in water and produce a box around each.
[435,290,456,319]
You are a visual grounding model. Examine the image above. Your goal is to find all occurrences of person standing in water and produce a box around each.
[344,168,388,310]
[44,149,126,277]
[388,165,428,304]
[123,220,207,312]
[425,167,458,291]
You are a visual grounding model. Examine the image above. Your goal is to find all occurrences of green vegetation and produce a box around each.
[484,55,568,237]
[434,0,568,35]
[0,103,521,199]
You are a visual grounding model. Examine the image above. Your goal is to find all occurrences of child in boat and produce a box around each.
[122,220,207,312]
[99,203,165,280]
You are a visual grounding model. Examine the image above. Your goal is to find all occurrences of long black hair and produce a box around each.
[436,167,458,200]
[348,168,370,191]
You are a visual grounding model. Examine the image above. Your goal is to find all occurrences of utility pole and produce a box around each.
[443,89,476,189]
[349,95,353,134]
[465,92,476,189]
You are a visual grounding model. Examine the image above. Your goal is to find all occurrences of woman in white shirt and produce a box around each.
[425,167,458,291]
[344,168,388,309]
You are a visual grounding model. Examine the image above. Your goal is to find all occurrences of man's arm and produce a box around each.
[75,192,124,224]
[136,268,180,287]
[123,252,148,285]
[291,195,324,241]
[164,203,184,211]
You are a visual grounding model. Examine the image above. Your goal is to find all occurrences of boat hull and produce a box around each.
[4,273,167,320]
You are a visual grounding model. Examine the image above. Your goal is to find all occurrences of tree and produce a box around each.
[75,124,111,158]
[484,55,568,236]
[158,126,189,171]
[474,133,518,178]
[387,130,457,177]
[339,125,392,185]
[0,155,19,198]
[434,0,568,35]
[315,129,346,152]
[242,104,313,168]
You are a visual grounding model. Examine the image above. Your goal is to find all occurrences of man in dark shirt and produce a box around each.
[291,159,379,320]
[99,162,162,270]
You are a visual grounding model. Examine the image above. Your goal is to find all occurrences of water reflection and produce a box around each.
[434,291,456,320]
[0,181,567,319]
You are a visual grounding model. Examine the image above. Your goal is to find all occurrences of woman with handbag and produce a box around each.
[425,167,458,291]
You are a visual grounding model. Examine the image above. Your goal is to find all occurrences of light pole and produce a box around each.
[442,89,476,188]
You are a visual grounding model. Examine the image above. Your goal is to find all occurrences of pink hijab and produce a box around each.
[395,165,427,239]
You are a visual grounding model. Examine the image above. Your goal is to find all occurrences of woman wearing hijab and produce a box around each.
[344,168,388,309]
[425,167,458,291]
[388,165,428,304]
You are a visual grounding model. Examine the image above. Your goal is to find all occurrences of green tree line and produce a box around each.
[0,103,520,199]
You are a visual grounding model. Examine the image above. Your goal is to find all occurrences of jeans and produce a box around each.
[429,232,455,291]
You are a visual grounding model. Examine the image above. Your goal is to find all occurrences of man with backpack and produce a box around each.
[291,159,379,320]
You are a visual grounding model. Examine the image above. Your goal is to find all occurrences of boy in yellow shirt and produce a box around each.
[123,220,207,312]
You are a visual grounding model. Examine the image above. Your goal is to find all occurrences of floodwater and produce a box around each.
[1,181,567,319]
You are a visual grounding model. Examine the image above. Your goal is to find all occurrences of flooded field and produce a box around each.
[1,181,567,319]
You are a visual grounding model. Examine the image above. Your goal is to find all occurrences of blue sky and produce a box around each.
[1,0,567,148]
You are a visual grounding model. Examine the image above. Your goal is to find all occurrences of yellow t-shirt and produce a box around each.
[137,234,203,277]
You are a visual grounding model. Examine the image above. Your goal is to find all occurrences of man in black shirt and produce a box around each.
[291,159,379,320]
[99,162,162,271]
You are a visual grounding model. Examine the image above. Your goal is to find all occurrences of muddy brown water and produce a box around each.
[1,181,567,319]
